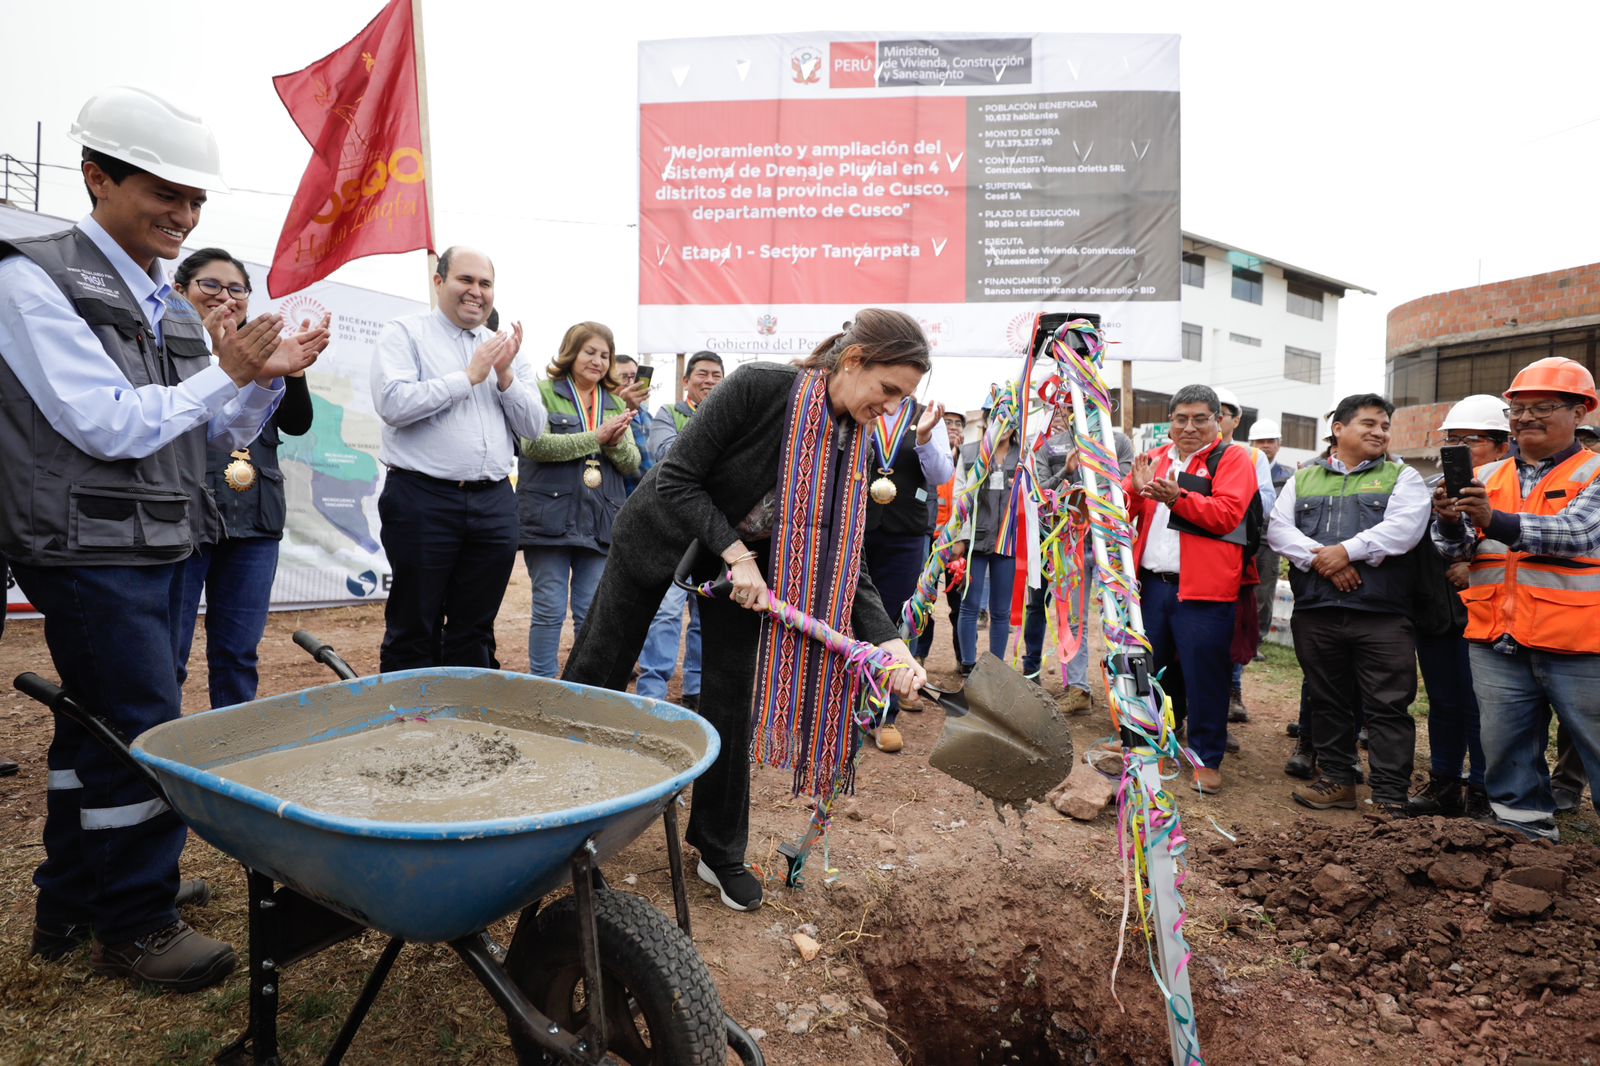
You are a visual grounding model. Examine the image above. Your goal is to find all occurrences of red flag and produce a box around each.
[267,0,433,297]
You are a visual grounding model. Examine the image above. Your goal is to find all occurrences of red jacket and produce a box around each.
[1124,440,1255,602]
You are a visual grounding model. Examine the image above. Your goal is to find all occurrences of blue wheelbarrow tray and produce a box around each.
[132,668,719,943]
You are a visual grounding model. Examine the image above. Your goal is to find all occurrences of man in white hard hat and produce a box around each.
[1212,386,1276,733]
[1406,395,1508,819]
[0,87,325,991]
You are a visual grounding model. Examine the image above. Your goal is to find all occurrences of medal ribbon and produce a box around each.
[569,376,605,434]
[871,398,916,474]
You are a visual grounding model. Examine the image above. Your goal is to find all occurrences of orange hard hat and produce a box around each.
[1504,357,1600,412]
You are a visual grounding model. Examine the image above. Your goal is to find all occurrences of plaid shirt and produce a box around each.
[1433,442,1600,560]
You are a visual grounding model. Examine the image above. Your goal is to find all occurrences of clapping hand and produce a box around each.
[492,323,524,390]
[596,410,635,446]
[258,314,330,383]
[467,329,518,386]
[209,305,285,388]
[915,401,945,445]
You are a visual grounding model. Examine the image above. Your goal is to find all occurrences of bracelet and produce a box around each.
[726,550,758,566]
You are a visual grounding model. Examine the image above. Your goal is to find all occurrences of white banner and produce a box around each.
[638,32,1181,360]
[0,205,424,614]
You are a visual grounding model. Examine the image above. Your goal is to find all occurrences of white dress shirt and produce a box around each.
[1267,457,1430,569]
[371,309,547,481]
[0,215,282,461]
[1137,443,1203,574]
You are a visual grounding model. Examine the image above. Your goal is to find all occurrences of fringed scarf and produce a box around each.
[750,368,874,799]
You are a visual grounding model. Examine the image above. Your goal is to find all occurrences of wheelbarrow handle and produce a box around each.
[293,630,360,681]
[12,672,170,802]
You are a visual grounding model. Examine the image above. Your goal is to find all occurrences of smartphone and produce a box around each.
[1439,444,1474,498]
[635,364,655,386]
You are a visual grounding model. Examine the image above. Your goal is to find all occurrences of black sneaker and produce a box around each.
[1227,686,1249,723]
[31,920,92,960]
[1407,774,1464,817]
[1465,785,1491,820]
[696,859,763,912]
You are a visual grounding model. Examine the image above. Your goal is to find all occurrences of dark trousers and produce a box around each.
[11,561,188,944]
[1255,546,1280,643]
[563,539,765,872]
[1142,575,1236,769]
[176,536,281,708]
[1416,628,1485,787]
[1293,607,1416,802]
[912,579,962,662]
[377,471,518,673]
[863,533,925,725]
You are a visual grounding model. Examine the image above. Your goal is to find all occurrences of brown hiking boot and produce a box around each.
[31,920,92,961]
[1060,688,1092,716]
[1292,776,1358,811]
[1191,767,1223,793]
[91,920,235,992]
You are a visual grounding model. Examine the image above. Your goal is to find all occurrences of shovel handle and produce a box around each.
[12,672,171,803]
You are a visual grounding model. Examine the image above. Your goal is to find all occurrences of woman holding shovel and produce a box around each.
[562,309,930,912]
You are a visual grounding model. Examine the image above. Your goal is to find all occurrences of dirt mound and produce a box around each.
[1219,816,1600,1061]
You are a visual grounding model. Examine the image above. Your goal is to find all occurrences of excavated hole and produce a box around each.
[853,867,1176,1065]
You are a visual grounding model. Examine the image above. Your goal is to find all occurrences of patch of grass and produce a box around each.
[205,978,248,1016]
[158,1027,221,1066]
[294,987,344,1024]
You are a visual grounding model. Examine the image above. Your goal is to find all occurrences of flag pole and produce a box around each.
[411,0,438,308]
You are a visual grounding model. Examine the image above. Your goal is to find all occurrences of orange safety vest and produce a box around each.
[1461,449,1600,653]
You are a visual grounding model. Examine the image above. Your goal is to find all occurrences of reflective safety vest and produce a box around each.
[1462,450,1600,653]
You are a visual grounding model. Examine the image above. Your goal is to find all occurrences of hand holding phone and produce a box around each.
[636,364,655,386]
[1439,444,1474,499]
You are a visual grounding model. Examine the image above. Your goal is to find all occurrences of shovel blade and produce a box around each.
[929,653,1075,807]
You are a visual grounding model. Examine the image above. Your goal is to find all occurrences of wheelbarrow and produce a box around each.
[15,633,765,1066]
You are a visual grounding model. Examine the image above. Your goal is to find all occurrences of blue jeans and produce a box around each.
[10,561,189,944]
[1416,629,1485,787]
[524,547,607,677]
[636,584,702,701]
[1021,557,1091,691]
[1471,643,1600,840]
[1142,576,1236,770]
[958,551,1017,667]
[864,533,926,725]
[176,537,280,708]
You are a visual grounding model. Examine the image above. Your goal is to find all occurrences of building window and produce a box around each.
[1231,267,1263,304]
[1282,413,1318,450]
[1285,345,1322,384]
[1286,280,1325,320]
[1133,389,1173,427]
[1181,322,1202,362]
[1228,332,1261,347]
[1181,252,1205,288]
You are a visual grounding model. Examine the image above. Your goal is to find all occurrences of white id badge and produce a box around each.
[915,487,928,503]
[989,470,1004,490]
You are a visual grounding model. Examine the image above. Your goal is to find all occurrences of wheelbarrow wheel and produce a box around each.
[505,888,726,1065]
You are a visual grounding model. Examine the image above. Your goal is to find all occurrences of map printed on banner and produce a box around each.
[639,33,1180,359]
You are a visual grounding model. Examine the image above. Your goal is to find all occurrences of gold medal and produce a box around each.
[582,459,603,490]
[223,449,256,493]
[870,474,898,505]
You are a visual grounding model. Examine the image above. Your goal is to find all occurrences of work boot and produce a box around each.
[1553,787,1582,814]
[91,921,236,993]
[1225,732,1240,754]
[874,725,904,753]
[175,879,211,909]
[1191,767,1223,794]
[1407,774,1465,817]
[1373,797,1419,819]
[1060,688,1092,716]
[1284,737,1317,780]
[1292,776,1358,810]
[1228,685,1249,723]
[30,920,92,961]
[1465,784,1492,820]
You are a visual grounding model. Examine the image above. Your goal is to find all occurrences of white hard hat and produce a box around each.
[69,86,227,192]
[1246,418,1281,440]
[1212,385,1242,416]
[1439,394,1510,434]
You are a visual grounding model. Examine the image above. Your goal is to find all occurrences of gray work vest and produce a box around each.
[0,227,220,566]
[1287,456,1413,615]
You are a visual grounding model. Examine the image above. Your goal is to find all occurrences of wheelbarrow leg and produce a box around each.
[662,792,692,936]
[215,869,283,1065]
[570,840,609,1059]
[322,935,404,1065]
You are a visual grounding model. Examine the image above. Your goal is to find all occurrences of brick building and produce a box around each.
[1386,264,1600,460]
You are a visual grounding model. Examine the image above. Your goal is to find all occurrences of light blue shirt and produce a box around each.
[0,215,282,462]
[371,309,547,481]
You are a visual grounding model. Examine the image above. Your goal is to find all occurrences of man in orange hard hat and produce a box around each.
[1433,356,1600,840]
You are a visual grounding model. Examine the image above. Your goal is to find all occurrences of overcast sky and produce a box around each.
[5,0,1599,405]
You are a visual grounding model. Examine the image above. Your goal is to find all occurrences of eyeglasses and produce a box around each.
[1507,402,1577,419]
[1443,435,1492,446]
[191,277,251,299]
[1169,414,1215,428]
